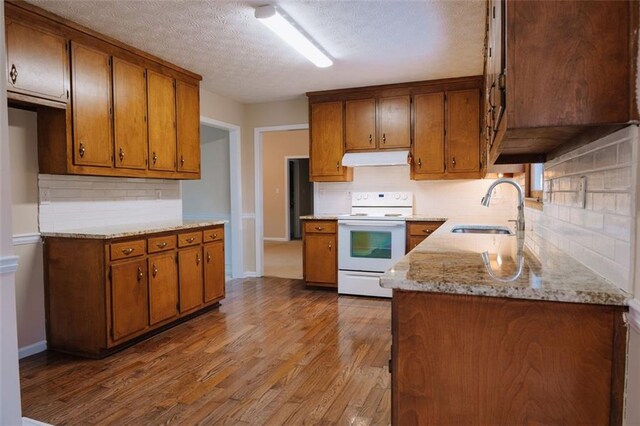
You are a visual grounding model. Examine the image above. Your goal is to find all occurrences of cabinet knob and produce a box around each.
[186,237,195,243]
[79,142,86,158]
[180,155,185,166]
[315,226,324,231]
[207,252,211,263]
[152,152,158,165]
[121,248,135,255]
[336,161,340,170]
[152,264,158,278]
[196,253,201,265]
[417,158,422,168]
[119,148,125,162]
[156,242,167,249]
[452,157,456,167]
[9,64,17,84]
[328,241,332,251]
[422,229,432,234]
[369,134,372,144]
[382,133,386,144]
[137,266,143,281]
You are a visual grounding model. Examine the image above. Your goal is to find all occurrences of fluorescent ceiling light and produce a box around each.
[255,5,333,68]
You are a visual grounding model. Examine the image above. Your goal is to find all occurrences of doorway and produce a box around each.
[287,158,313,240]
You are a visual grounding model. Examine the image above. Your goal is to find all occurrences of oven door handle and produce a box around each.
[339,221,405,227]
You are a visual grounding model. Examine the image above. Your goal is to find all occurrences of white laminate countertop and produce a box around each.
[40,220,227,240]
[380,217,631,306]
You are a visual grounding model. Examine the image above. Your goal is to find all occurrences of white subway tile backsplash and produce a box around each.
[529,125,636,295]
[38,174,182,232]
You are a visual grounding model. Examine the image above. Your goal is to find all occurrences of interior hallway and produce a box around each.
[263,240,303,279]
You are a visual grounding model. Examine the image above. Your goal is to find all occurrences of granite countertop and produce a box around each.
[381,217,631,306]
[40,220,226,240]
[300,215,341,220]
[300,215,449,222]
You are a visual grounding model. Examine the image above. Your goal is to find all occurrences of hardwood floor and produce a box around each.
[20,277,392,425]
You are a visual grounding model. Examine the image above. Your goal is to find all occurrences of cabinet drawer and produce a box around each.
[304,221,336,234]
[203,227,224,243]
[407,222,443,237]
[111,239,146,261]
[178,231,202,247]
[148,235,176,253]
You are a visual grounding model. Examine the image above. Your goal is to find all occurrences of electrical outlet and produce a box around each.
[578,176,587,209]
[155,189,162,200]
[40,188,51,205]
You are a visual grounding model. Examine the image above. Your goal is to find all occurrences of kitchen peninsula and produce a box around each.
[382,218,630,425]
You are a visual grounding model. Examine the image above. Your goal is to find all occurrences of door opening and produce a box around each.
[288,158,313,240]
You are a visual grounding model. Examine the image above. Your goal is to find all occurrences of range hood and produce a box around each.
[341,150,410,167]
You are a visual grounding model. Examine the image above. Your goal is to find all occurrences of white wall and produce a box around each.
[523,125,639,425]
[315,166,519,219]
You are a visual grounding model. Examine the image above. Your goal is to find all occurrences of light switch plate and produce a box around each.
[40,188,51,205]
[578,176,587,209]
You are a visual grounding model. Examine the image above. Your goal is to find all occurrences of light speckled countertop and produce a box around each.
[300,215,448,221]
[40,220,226,240]
[381,217,630,306]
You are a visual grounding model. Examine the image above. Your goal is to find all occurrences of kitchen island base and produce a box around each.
[391,291,628,425]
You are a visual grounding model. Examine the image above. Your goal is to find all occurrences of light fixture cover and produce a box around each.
[255,5,333,68]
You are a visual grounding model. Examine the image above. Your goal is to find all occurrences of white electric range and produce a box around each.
[337,192,413,298]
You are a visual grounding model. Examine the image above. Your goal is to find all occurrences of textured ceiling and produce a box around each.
[27,0,486,104]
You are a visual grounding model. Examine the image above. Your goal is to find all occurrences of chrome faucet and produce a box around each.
[481,178,525,232]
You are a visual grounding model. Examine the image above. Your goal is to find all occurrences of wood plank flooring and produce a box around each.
[20,277,392,425]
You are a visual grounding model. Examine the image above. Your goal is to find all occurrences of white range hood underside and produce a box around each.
[341,150,410,167]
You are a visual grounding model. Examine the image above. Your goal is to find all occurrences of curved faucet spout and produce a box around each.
[481,178,525,232]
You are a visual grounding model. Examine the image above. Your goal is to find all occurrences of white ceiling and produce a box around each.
[27,0,486,104]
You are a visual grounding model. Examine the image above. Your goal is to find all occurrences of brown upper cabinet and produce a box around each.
[486,0,639,164]
[308,76,483,181]
[147,71,177,172]
[176,81,201,174]
[345,96,410,151]
[309,101,352,182]
[5,1,202,180]
[112,58,148,170]
[5,17,68,106]
[71,42,113,168]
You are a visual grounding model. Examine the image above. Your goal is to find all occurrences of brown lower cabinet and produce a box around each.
[391,291,628,425]
[405,221,444,253]
[43,224,225,358]
[302,220,337,288]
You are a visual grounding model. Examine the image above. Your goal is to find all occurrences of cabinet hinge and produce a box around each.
[492,5,496,19]
[498,73,506,90]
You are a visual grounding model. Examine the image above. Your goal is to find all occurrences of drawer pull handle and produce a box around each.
[156,242,167,249]
[196,253,201,265]
[9,64,17,84]
[207,253,211,263]
[119,147,125,162]
[121,248,135,255]
[368,134,372,144]
[185,237,195,243]
[152,263,158,278]
[137,266,143,281]
[382,133,386,144]
[422,229,432,234]
[79,142,86,158]
[210,233,218,240]
[152,152,158,165]
[315,226,324,231]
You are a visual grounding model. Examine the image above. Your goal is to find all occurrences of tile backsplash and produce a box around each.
[526,125,637,293]
[38,175,182,232]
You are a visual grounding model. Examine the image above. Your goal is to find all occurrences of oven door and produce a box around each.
[338,220,406,273]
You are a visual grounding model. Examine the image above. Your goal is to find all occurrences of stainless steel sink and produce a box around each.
[450,225,513,235]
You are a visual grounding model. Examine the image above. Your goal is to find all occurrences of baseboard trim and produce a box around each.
[0,255,19,275]
[13,233,42,246]
[23,417,52,426]
[19,340,47,359]
[243,272,258,278]
[629,299,640,333]
[263,237,288,242]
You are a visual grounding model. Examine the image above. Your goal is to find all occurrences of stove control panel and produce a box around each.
[351,192,413,207]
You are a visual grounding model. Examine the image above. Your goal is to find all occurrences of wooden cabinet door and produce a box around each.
[310,101,348,180]
[176,80,200,173]
[204,241,225,302]
[148,71,177,171]
[111,259,148,341]
[413,93,445,175]
[5,19,68,103]
[178,247,203,312]
[304,234,336,285]
[378,95,410,149]
[345,99,376,151]
[148,253,178,325]
[113,58,147,170]
[71,42,113,167]
[447,89,480,173]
